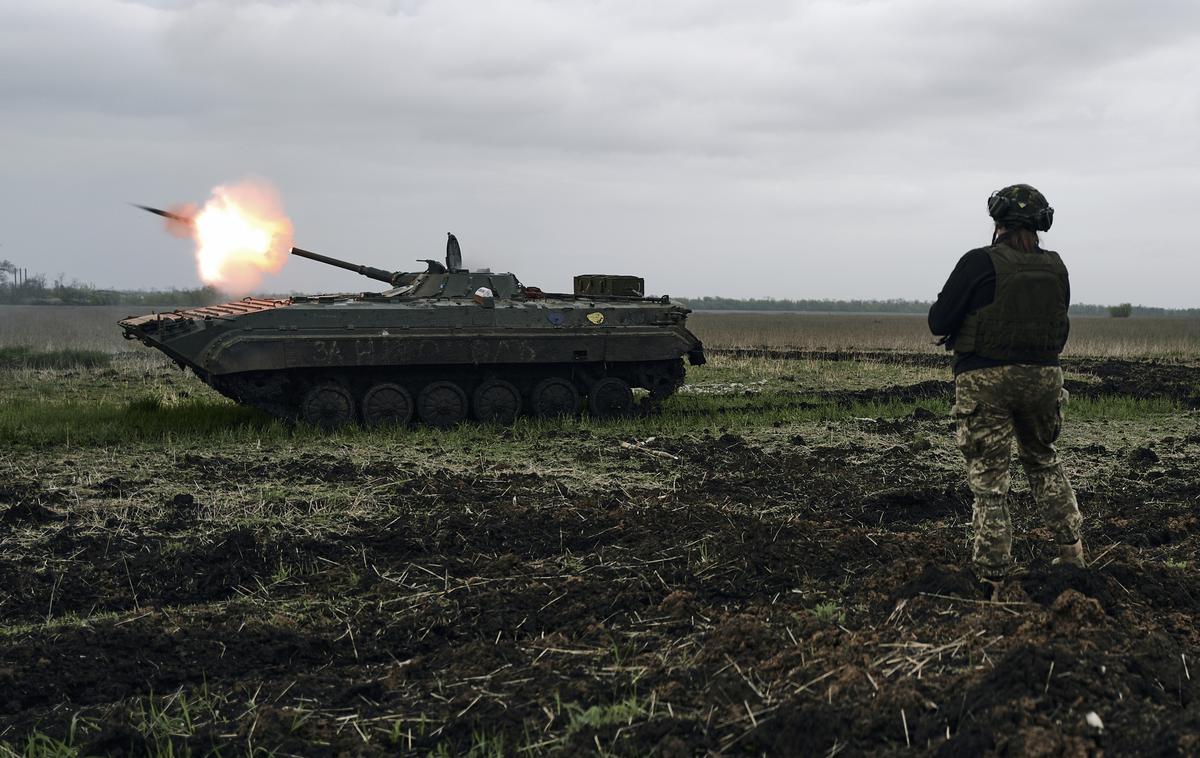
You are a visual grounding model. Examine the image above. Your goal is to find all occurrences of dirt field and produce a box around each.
[1,309,1198,756]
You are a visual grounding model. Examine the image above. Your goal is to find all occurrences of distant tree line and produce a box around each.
[1,260,1194,316]
[1069,302,1199,318]
[677,295,1200,318]
[676,296,931,313]
[0,260,220,306]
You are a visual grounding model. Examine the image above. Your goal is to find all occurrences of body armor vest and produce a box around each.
[954,244,1070,362]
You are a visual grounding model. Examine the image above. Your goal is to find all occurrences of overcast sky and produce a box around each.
[2,0,1198,306]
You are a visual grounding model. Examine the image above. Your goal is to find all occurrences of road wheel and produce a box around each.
[417,381,469,428]
[362,383,414,427]
[301,383,356,429]
[531,377,580,418]
[589,377,634,418]
[473,379,522,425]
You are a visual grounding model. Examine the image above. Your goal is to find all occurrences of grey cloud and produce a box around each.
[1,0,1198,306]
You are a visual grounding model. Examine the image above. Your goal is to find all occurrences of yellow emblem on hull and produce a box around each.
[587,312,605,324]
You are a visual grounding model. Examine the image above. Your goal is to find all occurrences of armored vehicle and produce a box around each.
[120,233,705,428]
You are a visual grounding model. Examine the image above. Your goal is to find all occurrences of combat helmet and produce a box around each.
[987,184,1054,231]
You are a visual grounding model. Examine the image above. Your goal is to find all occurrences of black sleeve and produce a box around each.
[928,249,995,338]
[1063,270,1071,342]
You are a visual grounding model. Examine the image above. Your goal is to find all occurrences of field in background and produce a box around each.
[0,305,151,352]
[690,312,1200,359]
[4,305,1200,360]
[1,305,1198,756]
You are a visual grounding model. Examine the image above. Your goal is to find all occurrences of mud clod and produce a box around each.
[1022,565,1117,609]
[1127,446,1160,466]
[895,563,981,599]
[0,500,58,525]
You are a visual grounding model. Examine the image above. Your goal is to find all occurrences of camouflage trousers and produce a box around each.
[953,365,1082,576]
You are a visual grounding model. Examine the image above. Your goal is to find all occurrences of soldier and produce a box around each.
[929,184,1085,585]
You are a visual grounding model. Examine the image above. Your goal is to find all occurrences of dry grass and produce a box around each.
[0,305,152,352]
[689,312,1200,360]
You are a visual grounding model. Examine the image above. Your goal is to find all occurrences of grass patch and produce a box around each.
[2,730,79,758]
[811,601,846,625]
[565,695,645,736]
[133,688,223,757]
[0,395,283,448]
[0,688,228,758]
[0,346,111,370]
[1067,395,1181,420]
[426,733,507,758]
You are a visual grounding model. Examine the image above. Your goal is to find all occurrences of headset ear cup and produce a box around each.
[988,192,1009,220]
[1038,207,1054,232]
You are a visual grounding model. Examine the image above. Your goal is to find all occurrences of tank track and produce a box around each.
[209,358,686,428]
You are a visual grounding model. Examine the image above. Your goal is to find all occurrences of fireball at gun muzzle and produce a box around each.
[133,204,401,285]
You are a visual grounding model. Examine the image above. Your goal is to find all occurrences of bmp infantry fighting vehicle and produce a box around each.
[120,227,705,428]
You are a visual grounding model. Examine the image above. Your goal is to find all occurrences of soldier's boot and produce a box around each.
[973,559,1008,600]
[1051,540,1086,568]
[975,573,1004,600]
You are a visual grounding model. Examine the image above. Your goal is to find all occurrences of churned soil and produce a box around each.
[710,347,1200,408]
[1,357,1198,756]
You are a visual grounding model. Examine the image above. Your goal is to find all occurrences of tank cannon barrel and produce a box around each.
[289,247,397,285]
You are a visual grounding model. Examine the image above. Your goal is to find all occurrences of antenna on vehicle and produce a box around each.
[446,233,463,273]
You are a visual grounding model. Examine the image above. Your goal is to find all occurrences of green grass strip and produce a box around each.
[0,387,1181,448]
[0,396,282,448]
[0,346,112,370]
